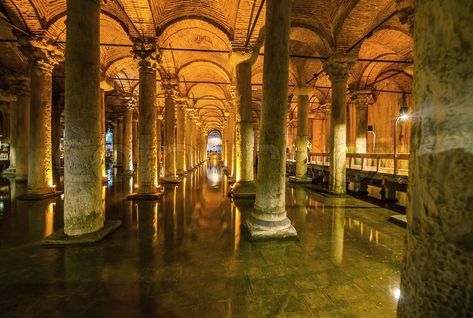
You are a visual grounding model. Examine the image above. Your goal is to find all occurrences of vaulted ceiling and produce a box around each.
[0,0,413,132]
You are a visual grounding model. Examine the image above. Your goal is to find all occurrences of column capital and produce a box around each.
[351,89,374,109]
[162,79,179,98]
[229,46,259,66]
[323,53,357,83]
[7,75,30,96]
[396,0,414,33]
[121,96,137,112]
[132,38,160,72]
[19,35,63,73]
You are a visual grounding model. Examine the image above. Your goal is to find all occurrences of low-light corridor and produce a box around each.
[0,162,403,317]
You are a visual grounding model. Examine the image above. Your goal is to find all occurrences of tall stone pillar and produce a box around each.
[115,114,123,167]
[185,109,194,170]
[398,1,473,317]
[291,86,312,182]
[19,38,62,199]
[132,118,138,170]
[253,125,259,168]
[230,50,258,198]
[3,99,17,176]
[112,120,118,166]
[156,111,163,177]
[323,53,356,194]
[176,100,186,174]
[162,81,181,183]
[226,108,235,179]
[129,40,162,198]
[63,0,109,236]
[8,77,29,181]
[246,0,296,239]
[122,97,135,175]
[351,89,373,155]
[51,94,63,186]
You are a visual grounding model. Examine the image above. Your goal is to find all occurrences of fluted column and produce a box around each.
[291,86,312,182]
[226,108,235,179]
[324,53,356,194]
[130,41,162,197]
[176,101,186,174]
[63,0,104,235]
[247,0,296,239]
[132,117,138,170]
[7,77,29,181]
[156,111,163,177]
[351,90,373,155]
[115,114,123,167]
[162,81,181,183]
[122,97,135,175]
[19,38,62,199]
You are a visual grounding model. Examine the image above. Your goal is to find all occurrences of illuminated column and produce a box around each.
[398,1,473,316]
[2,91,17,177]
[131,40,162,196]
[351,89,373,155]
[63,0,105,235]
[247,0,296,239]
[122,97,134,175]
[162,81,181,183]
[323,53,356,194]
[176,100,186,174]
[230,49,258,198]
[331,198,346,265]
[20,38,62,199]
[226,108,235,178]
[291,86,312,182]
[8,77,29,181]
[156,110,163,177]
[132,118,138,171]
[253,124,259,168]
[99,89,106,180]
[192,117,200,167]
[51,95,63,185]
[115,114,123,167]
[185,109,194,170]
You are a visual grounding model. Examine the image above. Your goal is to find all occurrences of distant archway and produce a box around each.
[207,130,222,157]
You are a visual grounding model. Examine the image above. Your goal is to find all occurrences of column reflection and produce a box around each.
[331,197,346,265]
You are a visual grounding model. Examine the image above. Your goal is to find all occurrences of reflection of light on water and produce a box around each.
[206,166,222,187]
[44,203,54,236]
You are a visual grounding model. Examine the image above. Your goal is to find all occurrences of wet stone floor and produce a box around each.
[0,162,405,317]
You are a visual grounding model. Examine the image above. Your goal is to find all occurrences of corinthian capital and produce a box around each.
[132,38,160,71]
[162,79,179,98]
[229,46,259,66]
[7,75,30,96]
[18,34,63,72]
[323,53,357,83]
[351,89,374,109]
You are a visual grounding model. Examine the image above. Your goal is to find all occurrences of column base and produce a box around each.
[231,181,256,199]
[388,214,407,228]
[176,170,187,175]
[127,188,164,200]
[17,190,63,201]
[2,167,16,178]
[162,176,182,184]
[102,176,109,184]
[245,215,297,241]
[288,176,313,184]
[122,170,134,176]
[42,220,122,246]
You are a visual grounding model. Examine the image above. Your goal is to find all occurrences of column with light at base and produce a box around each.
[290,86,313,183]
[176,100,187,175]
[18,38,63,200]
[185,109,194,171]
[122,97,135,175]
[162,81,181,183]
[323,53,356,195]
[128,41,162,198]
[246,0,296,240]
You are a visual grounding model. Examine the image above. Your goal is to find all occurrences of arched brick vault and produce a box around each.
[0,0,413,132]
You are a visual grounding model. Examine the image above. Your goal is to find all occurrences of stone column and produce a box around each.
[185,109,194,171]
[115,114,123,167]
[226,109,235,179]
[112,120,118,166]
[291,86,312,183]
[230,50,258,198]
[176,101,186,174]
[156,111,163,177]
[122,97,135,175]
[351,89,373,155]
[398,1,473,317]
[99,88,106,181]
[19,39,62,199]
[130,41,162,197]
[246,0,296,239]
[253,125,259,168]
[162,81,181,183]
[51,94,63,186]
[323,53,356,194]
[3,99,17,176]
[132,118,138,170]
[63,0,106,236]
[8,77,29,181]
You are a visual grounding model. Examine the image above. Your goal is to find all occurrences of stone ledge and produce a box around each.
[161,176,182,184]
[17,191,63,201]
[388,214,407,228]
[288,176,313,184]
[127,190,164,200]
[231,181,256,199]
[42,220,122,246]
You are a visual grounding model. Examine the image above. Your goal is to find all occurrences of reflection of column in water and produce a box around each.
[232,203,241,251]
[163,186,176,246]
[331,198,346,265]
[294,187,308,235]
[175,181,184,243]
